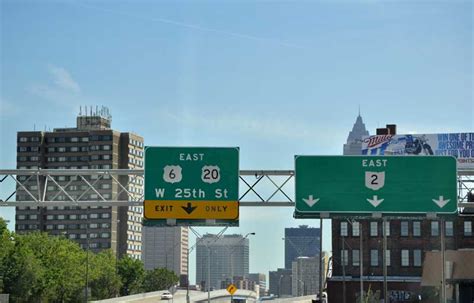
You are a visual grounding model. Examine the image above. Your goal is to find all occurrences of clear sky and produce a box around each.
[1,0,472,284]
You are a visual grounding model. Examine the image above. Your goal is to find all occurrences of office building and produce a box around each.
[269,268,292,297]
[292,256,319,296]
[15,108,144,259]
[284,225,321,269]
[328,116,474,302]
[196,234,250,290]
[142,226,189,276]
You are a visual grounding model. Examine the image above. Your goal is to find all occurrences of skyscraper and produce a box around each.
[196,234,250,290]
[284,225,321,269]
[15,109,144,259]
[142,226,189,276]
[343,112,369,155]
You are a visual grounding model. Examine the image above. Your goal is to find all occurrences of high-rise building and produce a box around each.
[196,234,250,290]
[15,109,144,259]
[142,226,188,276]
[284,225,321,269]
[291,256,320,297]
[328,116,474,302]
[343,112,369,155]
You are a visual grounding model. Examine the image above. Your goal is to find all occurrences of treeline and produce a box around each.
[0,218,178,302]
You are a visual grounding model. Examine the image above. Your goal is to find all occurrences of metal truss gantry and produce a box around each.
[0,169,473,213]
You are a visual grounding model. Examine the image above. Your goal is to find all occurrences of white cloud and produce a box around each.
[28,65,86,109]
[47,65,81,94]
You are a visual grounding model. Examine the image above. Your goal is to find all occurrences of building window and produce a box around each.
[57,215,65,220]
[401,221,409,236]
[341,250,348,266]
[414,250,422,267]
[431,221,439,236]
[57,224,65,230]
[352,221,360,237]
[413,221,421,237]
[103,145,112,151]
[445,221,454,237]
[384,221,390,236]
[101,232,110,238]
[465,221,472,236]
[90,214,98,219]
[352,250,360,266]
[340,222,348,236]
[19,137,28,142]
[101,213,110,219]
[89,223,98,229]
[81,137,89,142]
[401,250,409,266]
[370,250,378,266]
[385,250,391,266]
[370,222,378,236]
[69,234,77,239]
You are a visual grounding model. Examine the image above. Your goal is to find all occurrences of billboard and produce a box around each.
[361,133,474,169]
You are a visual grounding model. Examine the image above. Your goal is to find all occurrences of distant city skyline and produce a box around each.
[1,0,472,286]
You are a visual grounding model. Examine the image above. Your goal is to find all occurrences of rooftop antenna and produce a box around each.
[79,106,82,116]
[358,105,361,117]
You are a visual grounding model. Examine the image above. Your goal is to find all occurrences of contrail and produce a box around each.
[68,1,306,49]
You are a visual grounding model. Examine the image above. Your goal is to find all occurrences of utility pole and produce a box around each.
[319,218,323,301]
[342,236,346,303]
[359,221,364,303]
[383,218,388,303]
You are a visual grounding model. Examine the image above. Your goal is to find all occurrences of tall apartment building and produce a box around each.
[15,109,144,259]
[327,115,474,302]
[284,225,321,269]
[142,226,189,277]
[196,234,250,290]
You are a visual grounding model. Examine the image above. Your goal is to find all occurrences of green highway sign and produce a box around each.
[295,156,457,217]
[144,147,239,225]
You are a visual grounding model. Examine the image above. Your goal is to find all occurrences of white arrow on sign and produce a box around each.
[367,195,384,208]
[303,195,320,207]
[432,196,450,208]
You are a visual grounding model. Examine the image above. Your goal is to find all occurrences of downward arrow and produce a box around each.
[303,195,320,207]
[432,196,450,208]
[367,195,384,208]
[182,202,197,214]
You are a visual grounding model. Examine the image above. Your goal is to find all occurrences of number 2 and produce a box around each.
[371,174,378,185]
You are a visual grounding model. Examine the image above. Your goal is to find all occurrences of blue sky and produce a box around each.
[1,0,472,284]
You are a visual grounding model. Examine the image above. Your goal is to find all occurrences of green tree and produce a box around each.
[0,233,44,302]
[117,255,145,295]
[142,268,178,292]
[0,217,8,235]
[89,250,122,300]
[20,232,85,302]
